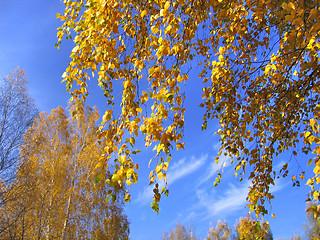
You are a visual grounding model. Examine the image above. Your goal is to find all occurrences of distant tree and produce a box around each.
[263,231,273,240]
[162,216,275,240]
[290,235,303,240]
[162,223,198,240]
[0,105,129,239]
[0,68,38,185]
[206,220,232,240]
[304,202,320,240]
[234,216,272,240]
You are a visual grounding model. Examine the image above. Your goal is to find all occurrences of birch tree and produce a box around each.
[0,104,129,239]
[0,68,38,185]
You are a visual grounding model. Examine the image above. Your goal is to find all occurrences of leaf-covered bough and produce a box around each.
[57,0,320,216]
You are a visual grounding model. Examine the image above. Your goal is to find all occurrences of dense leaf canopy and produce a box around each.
[57,0,320,215]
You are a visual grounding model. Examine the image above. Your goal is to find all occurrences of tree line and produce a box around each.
[161,206,319,240]
[0,69,129,239]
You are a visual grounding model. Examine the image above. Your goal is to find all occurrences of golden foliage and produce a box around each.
[0,105,129,239]
[207,220,232,240]
[57,0,320,215]
[235,216,270,240]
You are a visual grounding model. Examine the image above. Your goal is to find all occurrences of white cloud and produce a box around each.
[196,182,250,218]
[195,161,220,187]
[167,154,207,185]
[194,178,286,219]
[270,178,287,193]
[212,142,221,151]
[135,155,208,205]
[135,185,155,205]
[196,154,230,187]
[274,160,286,171]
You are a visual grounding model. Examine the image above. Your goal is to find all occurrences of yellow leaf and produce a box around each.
[163,162,168,171]
[313,191,319,199]
[117,169,124,177]
[58,0,320,217]
[176,142,184,150]
[310,118,317,128]
[62,72,67,78]
[314,166,320,175]
[72,45,79,53]
[157,144,163,154]
[119,155,126,164]
[123,80,130,89]
[155,165,162,173]
[310,8,318,19]
[141,10,147,18]
[157,172,163,180]
[151,25,159,34]
[177,75,184,83]
[219,47,225,54]
[306,179,314,186]
[126,179,132,186]
[164,25,172,34]
[149,171,153,179]
[235,164,241,171]
[164,1,170,10]
[95,162,103,169]
[316,146,320,155]
[160,8,168,17]
[129,137,135,145]
[287,2,296,10]
[136,107,142,113]
[102,110,112,124]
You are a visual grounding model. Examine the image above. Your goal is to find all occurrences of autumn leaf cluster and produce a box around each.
[57,0,320,215]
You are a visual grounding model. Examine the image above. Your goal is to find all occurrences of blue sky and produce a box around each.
[0,1,312,239]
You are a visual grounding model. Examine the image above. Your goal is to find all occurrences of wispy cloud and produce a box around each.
[135,155,208,205]
[135,185,155,205]
[195,182,250,218]
[196,154,230,187]
[167,154,207,185]
[193,178,287,219]
[212,142,221,151]
[270,178,288,193]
